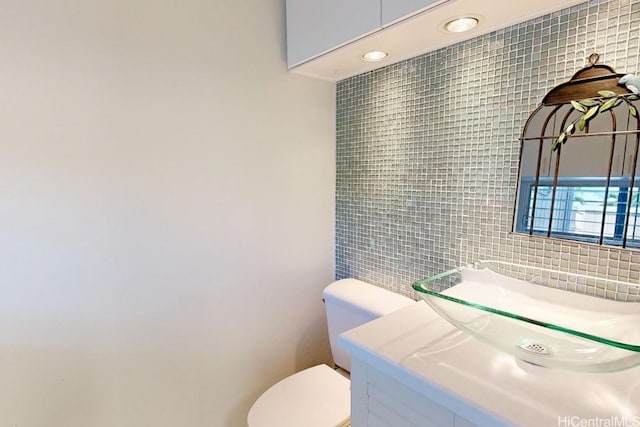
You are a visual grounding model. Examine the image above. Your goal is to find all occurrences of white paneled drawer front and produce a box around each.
[366,368,462,427]
[369,384,446,426]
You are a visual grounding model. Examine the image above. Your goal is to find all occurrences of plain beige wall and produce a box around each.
[0,0,335,425]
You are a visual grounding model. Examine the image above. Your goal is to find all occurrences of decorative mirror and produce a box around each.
[514,54,640,248]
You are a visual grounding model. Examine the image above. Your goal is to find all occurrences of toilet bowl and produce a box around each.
[247,279,414,427]
[247,364,351,427]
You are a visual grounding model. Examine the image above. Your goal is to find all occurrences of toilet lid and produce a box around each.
[247,364,350,427]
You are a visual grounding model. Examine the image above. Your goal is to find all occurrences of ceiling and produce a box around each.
[290,0,587,82]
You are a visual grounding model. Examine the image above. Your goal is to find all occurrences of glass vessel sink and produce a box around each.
[412,261,640,372]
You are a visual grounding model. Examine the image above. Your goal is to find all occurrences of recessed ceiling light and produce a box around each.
[444,17,479,33]
[361,50,388,62]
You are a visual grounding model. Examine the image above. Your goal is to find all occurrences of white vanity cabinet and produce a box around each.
[285,0,381,68]
[350,357,479,427]
[339,302,640,427]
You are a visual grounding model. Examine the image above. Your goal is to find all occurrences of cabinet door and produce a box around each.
[381,0,442,26]
[286,0,380,68]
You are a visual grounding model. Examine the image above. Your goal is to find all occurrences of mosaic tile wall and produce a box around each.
[336,0,640,300]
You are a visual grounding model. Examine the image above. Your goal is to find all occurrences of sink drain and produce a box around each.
[518,341,552,355]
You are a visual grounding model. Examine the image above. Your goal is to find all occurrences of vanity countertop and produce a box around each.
[339,301,640,427]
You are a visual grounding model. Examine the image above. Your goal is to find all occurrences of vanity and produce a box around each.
[339,301,640,426]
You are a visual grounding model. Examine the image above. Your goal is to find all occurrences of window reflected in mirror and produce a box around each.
[513,60,640,249]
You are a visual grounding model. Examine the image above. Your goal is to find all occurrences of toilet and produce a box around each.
[247,278,415,427]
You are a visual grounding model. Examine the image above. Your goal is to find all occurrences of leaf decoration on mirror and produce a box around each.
[552,92,640,151]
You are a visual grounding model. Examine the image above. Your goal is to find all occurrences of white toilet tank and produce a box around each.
[322,278,414,372]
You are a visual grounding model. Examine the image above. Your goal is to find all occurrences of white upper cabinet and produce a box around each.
[286,0,588,81]
[381,0,443,26]
[286,0,381,68]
